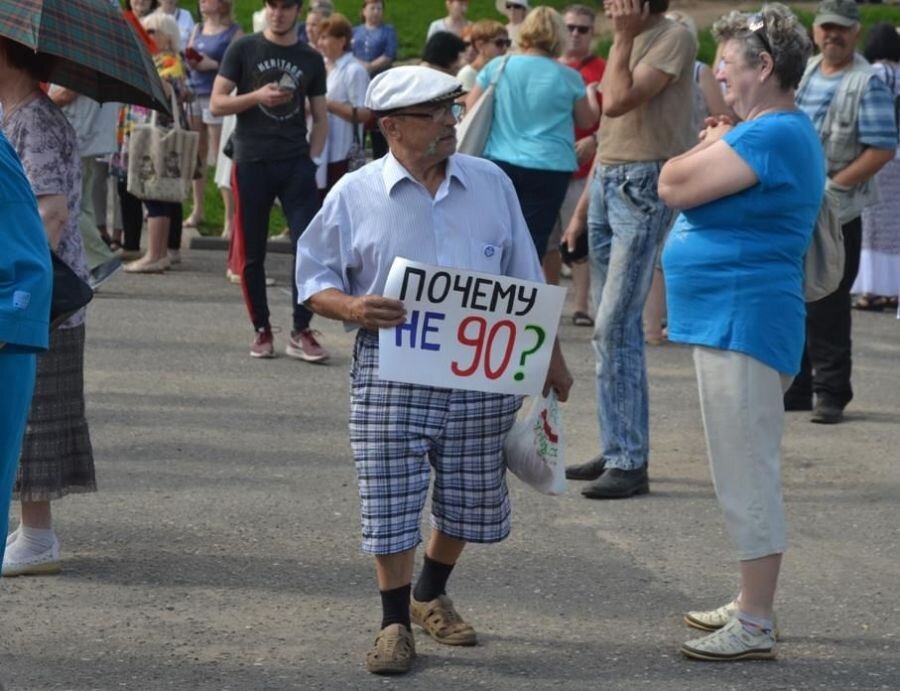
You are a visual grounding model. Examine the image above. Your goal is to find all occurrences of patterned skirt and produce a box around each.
[14,324,96,502]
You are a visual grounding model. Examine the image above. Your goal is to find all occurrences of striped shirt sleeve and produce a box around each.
[858,74,899,150]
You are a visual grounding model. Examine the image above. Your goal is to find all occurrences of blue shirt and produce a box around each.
[0,132,52,353]
[351,24,398,64]
[476,55,585,172]
[662,112,825,375]
[796,61,899,151]
[296,152,545,330]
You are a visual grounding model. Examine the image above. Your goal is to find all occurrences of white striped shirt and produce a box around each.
[296,152,544,329]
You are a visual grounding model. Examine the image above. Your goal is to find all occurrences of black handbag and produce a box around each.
[50,251,93,330]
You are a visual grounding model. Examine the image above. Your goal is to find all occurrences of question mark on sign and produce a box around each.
[513,325,546,382]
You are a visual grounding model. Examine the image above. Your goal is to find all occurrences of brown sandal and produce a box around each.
[366,624,415,675]
[410,595,477,646]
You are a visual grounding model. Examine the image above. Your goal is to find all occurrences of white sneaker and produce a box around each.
[685,601,779,638]
[2,534,61,577]
[681,616,776,661]
[684,600,738,631]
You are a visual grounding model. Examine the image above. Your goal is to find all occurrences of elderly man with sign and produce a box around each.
[297,65,572,676]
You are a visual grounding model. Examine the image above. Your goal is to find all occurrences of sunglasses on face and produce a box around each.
[505,3,525,10]
[567,24,591,35]
[748,13,775,58]
[390,102,465,123]
[493,38,512,48]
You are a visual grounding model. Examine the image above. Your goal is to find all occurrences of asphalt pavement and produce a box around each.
[2,249,898,691]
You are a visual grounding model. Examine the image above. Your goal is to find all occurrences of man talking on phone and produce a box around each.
[561,0,696,498]
[211,0,330,360]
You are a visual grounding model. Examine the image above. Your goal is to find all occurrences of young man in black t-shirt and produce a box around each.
[211,0,329,360]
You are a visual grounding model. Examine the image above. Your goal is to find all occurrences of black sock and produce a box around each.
[413,555,455,603]
[380,584,411,630]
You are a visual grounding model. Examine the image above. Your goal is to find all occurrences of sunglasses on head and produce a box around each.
[748,13,775,58]
[566,24,591,35]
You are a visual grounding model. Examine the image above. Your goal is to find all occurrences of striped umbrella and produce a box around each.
[0,0,169,112]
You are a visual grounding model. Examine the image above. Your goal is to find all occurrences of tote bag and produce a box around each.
[456,55,510,157]
[127,89,199,203]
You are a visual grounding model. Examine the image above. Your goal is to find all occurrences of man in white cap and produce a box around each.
[297,65,572,675]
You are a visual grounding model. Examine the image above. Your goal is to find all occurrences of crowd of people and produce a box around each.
[0,0,898,680]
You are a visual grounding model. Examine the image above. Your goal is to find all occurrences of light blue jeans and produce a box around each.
[588,161,672,470]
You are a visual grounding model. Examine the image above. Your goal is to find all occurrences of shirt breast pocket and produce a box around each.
[471,241,503,275]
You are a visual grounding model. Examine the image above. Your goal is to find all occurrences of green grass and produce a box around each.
[191,1,900,235]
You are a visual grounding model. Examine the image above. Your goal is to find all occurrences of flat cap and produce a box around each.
[814,0,860,27]
[365,66,464,112]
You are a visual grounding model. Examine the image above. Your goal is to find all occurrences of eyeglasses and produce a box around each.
[505,2,525,10]
[493,38,512,48]
[389,102,465,123]
[146,28,156,34]
[748,13,775,58]
[566,24,591,35]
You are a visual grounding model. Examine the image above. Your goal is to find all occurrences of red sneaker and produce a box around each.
[250,327,275,359]
[285,329,329,363]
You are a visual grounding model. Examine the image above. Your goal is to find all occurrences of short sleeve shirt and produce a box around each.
[4,94,87,330]
[0,132,52,353]
[218,33,327,163]
[351,24,398,64]
[662,112,826,375]
[477,55,586,172]
[796,63,899,153]
[597,17,697,164]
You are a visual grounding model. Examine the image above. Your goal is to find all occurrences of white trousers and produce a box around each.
[693,347,792,561]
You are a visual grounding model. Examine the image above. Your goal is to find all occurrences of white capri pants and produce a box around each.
[693,347,793,561]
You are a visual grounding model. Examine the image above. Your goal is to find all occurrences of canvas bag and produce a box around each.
[805,185,845,302]
[127,89,199,202]
[503,392,568,496]
[456,55,510,156]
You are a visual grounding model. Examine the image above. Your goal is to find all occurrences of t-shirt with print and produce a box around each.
[219,33,327,163]
[4,94,87,330]
[597,16,697,165]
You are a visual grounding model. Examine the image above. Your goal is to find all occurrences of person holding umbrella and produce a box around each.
[0,37,97,575]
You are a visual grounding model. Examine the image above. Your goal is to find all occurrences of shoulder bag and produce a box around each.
[456,54,510,157]
[127,88,200,203]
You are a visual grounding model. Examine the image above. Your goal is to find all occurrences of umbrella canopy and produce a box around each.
[0,0,169,112]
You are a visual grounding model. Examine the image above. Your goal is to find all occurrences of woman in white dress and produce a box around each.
[852,23,900,313]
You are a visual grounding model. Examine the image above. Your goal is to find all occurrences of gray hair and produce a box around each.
[712,3,812,90]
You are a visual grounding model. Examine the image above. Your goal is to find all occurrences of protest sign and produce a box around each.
[378,258,566,395]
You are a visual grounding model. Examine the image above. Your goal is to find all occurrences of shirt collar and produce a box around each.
[382,151,468,196]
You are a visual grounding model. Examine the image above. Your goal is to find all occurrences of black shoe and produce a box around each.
[582,466,649,499]
[565,455,606,481]
[783,394,813,412]
[811,402,844,424]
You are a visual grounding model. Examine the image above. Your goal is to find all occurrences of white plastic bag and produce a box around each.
[503,392,568,496]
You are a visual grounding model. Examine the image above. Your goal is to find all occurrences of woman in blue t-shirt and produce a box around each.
[466,6,598,260]
[658,5,824,663]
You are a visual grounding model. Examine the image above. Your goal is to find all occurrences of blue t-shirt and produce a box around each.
[476,55,585,172]
[0,132,52,354]
[662,112,825,375]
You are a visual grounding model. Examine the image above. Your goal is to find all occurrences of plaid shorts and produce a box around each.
[349,331,522,555]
